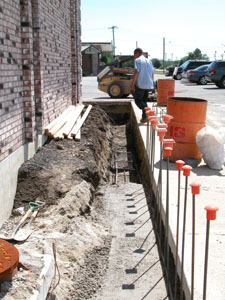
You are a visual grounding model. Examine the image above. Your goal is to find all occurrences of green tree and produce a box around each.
[181,48,209,62]
[188,48,202,59]
[152,58,161,68]
[101,53,114,64]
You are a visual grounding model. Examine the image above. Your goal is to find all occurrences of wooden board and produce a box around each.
[44,105,74,134]
[62,105,84,137]
[46,106,76,137]
[52,109,76,139]
[74,115,81,141]
[70,105,92,137]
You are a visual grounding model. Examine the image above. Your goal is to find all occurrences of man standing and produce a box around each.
[131,48,155,123]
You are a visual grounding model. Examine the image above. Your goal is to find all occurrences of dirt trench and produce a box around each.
[0,105,141,300]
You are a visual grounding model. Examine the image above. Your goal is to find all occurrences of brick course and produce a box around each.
[0,0,81,162]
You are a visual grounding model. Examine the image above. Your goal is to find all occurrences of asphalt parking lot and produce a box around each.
[159,74,225,129]
[82,74,225,128]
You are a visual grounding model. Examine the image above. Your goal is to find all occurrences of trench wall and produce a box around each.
[0,0,82,222]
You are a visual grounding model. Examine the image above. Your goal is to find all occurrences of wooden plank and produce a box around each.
[44,105,74,134]
[67,134,74,140]
[74,116,81,141]
[47,106,76,137]
[75,129,81,141]
[67,130,74,140]
[70,105,92,137]
[52,109,76,138]
[63,105,85,137]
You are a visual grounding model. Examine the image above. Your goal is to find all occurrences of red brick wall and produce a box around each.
[0,0,24,162]
[37,0,73,129]
[21,0,36,141]
[0,0,82,162]
[71,0,82,103]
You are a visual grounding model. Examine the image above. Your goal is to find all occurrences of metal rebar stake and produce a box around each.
[166,155,170,272]
[115,160,118,184]
[203,205,219,300]
[180,165,192,300]
[158,141,163,243]
[203,219,210,300]
[191,193,196,300]
[174,172,181,300]
[151,129,155,175]
[149,126,155,213]
[174,160,184,300]
[146,120,150,159]
[189,182,201,300]
[163,147,173,300]
[148,123,152,163]
[180,177,188,300]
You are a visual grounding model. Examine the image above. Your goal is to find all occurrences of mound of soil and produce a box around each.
[14,105,112,208]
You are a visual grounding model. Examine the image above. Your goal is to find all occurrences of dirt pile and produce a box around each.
[14,105,112,207]
[0,105,118,300]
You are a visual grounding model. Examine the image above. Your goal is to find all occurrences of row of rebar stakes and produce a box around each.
[145,107,174,299]
[144,106,219,300]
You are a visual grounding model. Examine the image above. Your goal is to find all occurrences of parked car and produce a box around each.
[172,66,183,80]
[207,61,225,88]
[187,64,210,85]
[165,65,175,76]
[173,60,211,80]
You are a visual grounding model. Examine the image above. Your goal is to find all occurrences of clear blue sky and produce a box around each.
[81,0,225,61]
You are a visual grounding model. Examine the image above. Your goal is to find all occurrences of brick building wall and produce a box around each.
[37,0,73,130]
[0,0,82,163]
[0,0,25,162]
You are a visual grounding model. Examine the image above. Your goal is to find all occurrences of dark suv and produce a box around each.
[173,60,211,80]
[165,65,175,76]
[207,61,225,88]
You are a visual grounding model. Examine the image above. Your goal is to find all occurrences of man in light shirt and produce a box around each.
[131,48,155,123]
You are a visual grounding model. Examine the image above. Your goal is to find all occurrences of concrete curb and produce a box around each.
[29,254,55,300]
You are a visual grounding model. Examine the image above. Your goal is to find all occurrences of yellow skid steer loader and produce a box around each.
[97,56,157,100]
[97,56,134,98]
[97,66,134,98]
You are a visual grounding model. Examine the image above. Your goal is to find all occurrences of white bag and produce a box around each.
[196,126,225,170]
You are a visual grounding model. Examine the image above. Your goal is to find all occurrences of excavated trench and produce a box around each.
[0,104,178,299]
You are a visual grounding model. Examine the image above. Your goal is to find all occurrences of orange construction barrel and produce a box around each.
[0,239,19,280]
[157,79,175,106]
[165,97,207,162]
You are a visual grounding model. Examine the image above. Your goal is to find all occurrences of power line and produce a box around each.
[82,27,108,32]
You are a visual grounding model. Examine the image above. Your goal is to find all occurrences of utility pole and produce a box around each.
[163,37,165,74]
[222,44,225,61]
[108,25,118,56]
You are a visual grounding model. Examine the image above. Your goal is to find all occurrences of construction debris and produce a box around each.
[44,105,92,140]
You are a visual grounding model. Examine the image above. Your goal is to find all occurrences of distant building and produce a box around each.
[82,42,113,76]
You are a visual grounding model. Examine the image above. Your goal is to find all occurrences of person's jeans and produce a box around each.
[134,86,149,119]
